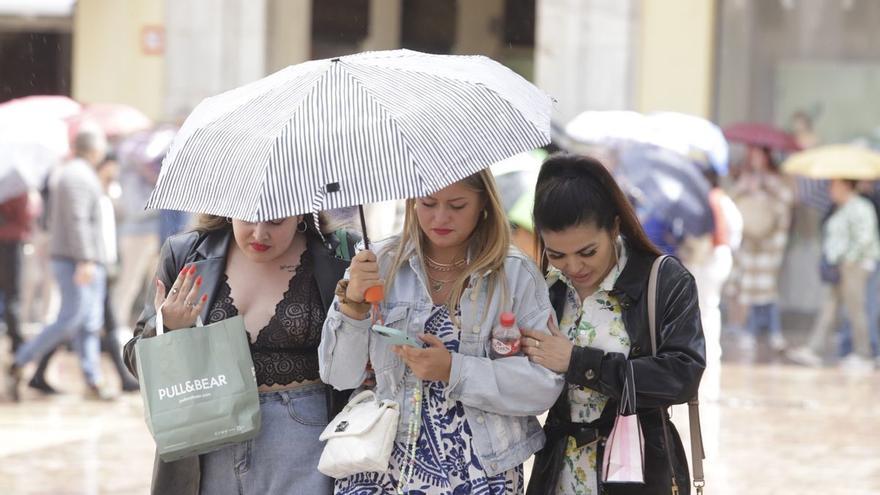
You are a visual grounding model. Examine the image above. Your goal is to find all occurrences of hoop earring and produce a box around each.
[225,217,232,224]
[297,220,308,233]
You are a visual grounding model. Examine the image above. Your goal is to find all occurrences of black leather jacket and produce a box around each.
[123,228,355,495]
[528,247,706,495]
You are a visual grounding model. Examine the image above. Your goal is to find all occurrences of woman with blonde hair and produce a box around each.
[320,170,563,494]
[123,212,357,495]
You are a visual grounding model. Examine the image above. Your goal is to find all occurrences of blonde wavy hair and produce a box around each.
[383,170,511,321]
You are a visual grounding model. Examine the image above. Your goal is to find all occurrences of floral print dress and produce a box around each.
[335,305,523,495]
[547,237,630,495]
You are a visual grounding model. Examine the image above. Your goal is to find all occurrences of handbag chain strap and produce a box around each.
[648,256,705,495]
[396,378,423,494]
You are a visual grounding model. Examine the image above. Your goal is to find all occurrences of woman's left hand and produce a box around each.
[521,316,573,373]
[393,334,452,382]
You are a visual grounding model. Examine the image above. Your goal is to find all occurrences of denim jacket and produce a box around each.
[319,237,564,476]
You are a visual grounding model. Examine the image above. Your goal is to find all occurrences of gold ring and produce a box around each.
[535,339,541,349]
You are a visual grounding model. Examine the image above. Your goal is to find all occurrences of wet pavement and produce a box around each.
[1,328,879,495]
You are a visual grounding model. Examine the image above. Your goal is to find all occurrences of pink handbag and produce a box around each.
[601,361,644,483]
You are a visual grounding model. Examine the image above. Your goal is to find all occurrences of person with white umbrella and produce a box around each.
[130,49,556,495]
[322,170,562,493]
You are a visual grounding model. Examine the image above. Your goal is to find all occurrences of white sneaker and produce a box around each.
[769,334,787,352]
[738,333,757,350]
[788,347,822,367]
[840,354,875,373]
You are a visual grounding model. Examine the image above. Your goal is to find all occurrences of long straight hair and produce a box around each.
[532,153,661,273]
[383,169,511,320]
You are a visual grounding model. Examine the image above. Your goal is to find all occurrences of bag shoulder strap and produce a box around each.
[333,229,352,261]
[647,255,705,494]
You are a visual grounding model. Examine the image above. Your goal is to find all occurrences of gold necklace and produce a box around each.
[427,273,457,293]
[425,255,467,273]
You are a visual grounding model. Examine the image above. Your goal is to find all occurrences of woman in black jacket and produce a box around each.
[123,213,356,495]
[522,154,706,495]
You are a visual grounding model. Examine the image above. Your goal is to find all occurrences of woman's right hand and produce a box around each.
[345,250,383,303]
[154,264,207,331]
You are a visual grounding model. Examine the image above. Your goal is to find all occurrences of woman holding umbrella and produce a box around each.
[521,154,705,495]
[728,146,794,351]
[321,170,563,494]
[123,213,356,495]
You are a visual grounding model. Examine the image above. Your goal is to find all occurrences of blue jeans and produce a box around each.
[199,384,333,495]
[838,266,880,357]
[14,259,106,386]
[746,303,784,340]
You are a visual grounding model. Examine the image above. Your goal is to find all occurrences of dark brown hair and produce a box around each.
[532,153,661,272]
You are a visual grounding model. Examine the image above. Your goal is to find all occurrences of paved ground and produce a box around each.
[1,325,878,494]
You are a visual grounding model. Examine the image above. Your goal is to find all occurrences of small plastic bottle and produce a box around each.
[490,312,522,359]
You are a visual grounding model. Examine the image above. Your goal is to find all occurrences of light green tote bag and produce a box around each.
[135,304,261,462]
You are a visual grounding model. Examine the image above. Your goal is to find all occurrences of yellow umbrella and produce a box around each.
[782,145,880,179]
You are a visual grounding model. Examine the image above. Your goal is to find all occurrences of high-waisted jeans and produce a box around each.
[199,384,333,495]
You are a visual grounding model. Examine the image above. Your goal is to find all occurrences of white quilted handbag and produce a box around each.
[317,390,400,478]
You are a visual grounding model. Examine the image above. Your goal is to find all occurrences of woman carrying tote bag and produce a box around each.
[320,170,563,494]
[522,154,706,495]
[124,213,357,495]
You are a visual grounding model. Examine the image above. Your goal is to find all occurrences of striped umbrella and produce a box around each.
[146,49,552,243]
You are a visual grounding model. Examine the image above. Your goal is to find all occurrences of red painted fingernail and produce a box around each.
[201,294,208,303]
[196,276,202,286]
[179,266,186,276]
[189,265,197,275]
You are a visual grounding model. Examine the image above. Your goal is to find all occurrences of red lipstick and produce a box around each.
[250,243,270,252]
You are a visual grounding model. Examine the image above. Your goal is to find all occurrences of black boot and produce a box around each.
[6,364,21,402]
[27,376,59,395]
[26,348,57,394]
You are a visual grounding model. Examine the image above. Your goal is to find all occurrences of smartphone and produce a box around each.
[371,324,421,348]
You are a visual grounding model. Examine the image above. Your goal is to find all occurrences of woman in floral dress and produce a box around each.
[522,154,706,495]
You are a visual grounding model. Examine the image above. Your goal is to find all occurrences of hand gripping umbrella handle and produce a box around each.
[365,285,384,303]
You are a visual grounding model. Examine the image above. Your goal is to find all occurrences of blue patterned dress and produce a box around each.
[335,305,524,495]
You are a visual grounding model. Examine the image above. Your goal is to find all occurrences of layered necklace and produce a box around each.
[425,254,467,293]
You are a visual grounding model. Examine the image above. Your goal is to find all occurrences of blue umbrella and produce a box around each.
[616,145,714,237]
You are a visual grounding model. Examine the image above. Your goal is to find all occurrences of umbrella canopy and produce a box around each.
[0,95,81,121]
[68,102,153,139]
[0,118,67,202]
[564,110,728,175]
[647,112,729,175]
[723,122,800,151]
[116,125,177,172]
[565,110,657,147]
[147,49,551,223]
[782,145,880,180]
[616,145,714,237]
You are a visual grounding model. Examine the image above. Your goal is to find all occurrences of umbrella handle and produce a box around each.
[365,285,384,303]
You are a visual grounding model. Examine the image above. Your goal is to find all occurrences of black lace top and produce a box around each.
[206,253,325,387]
